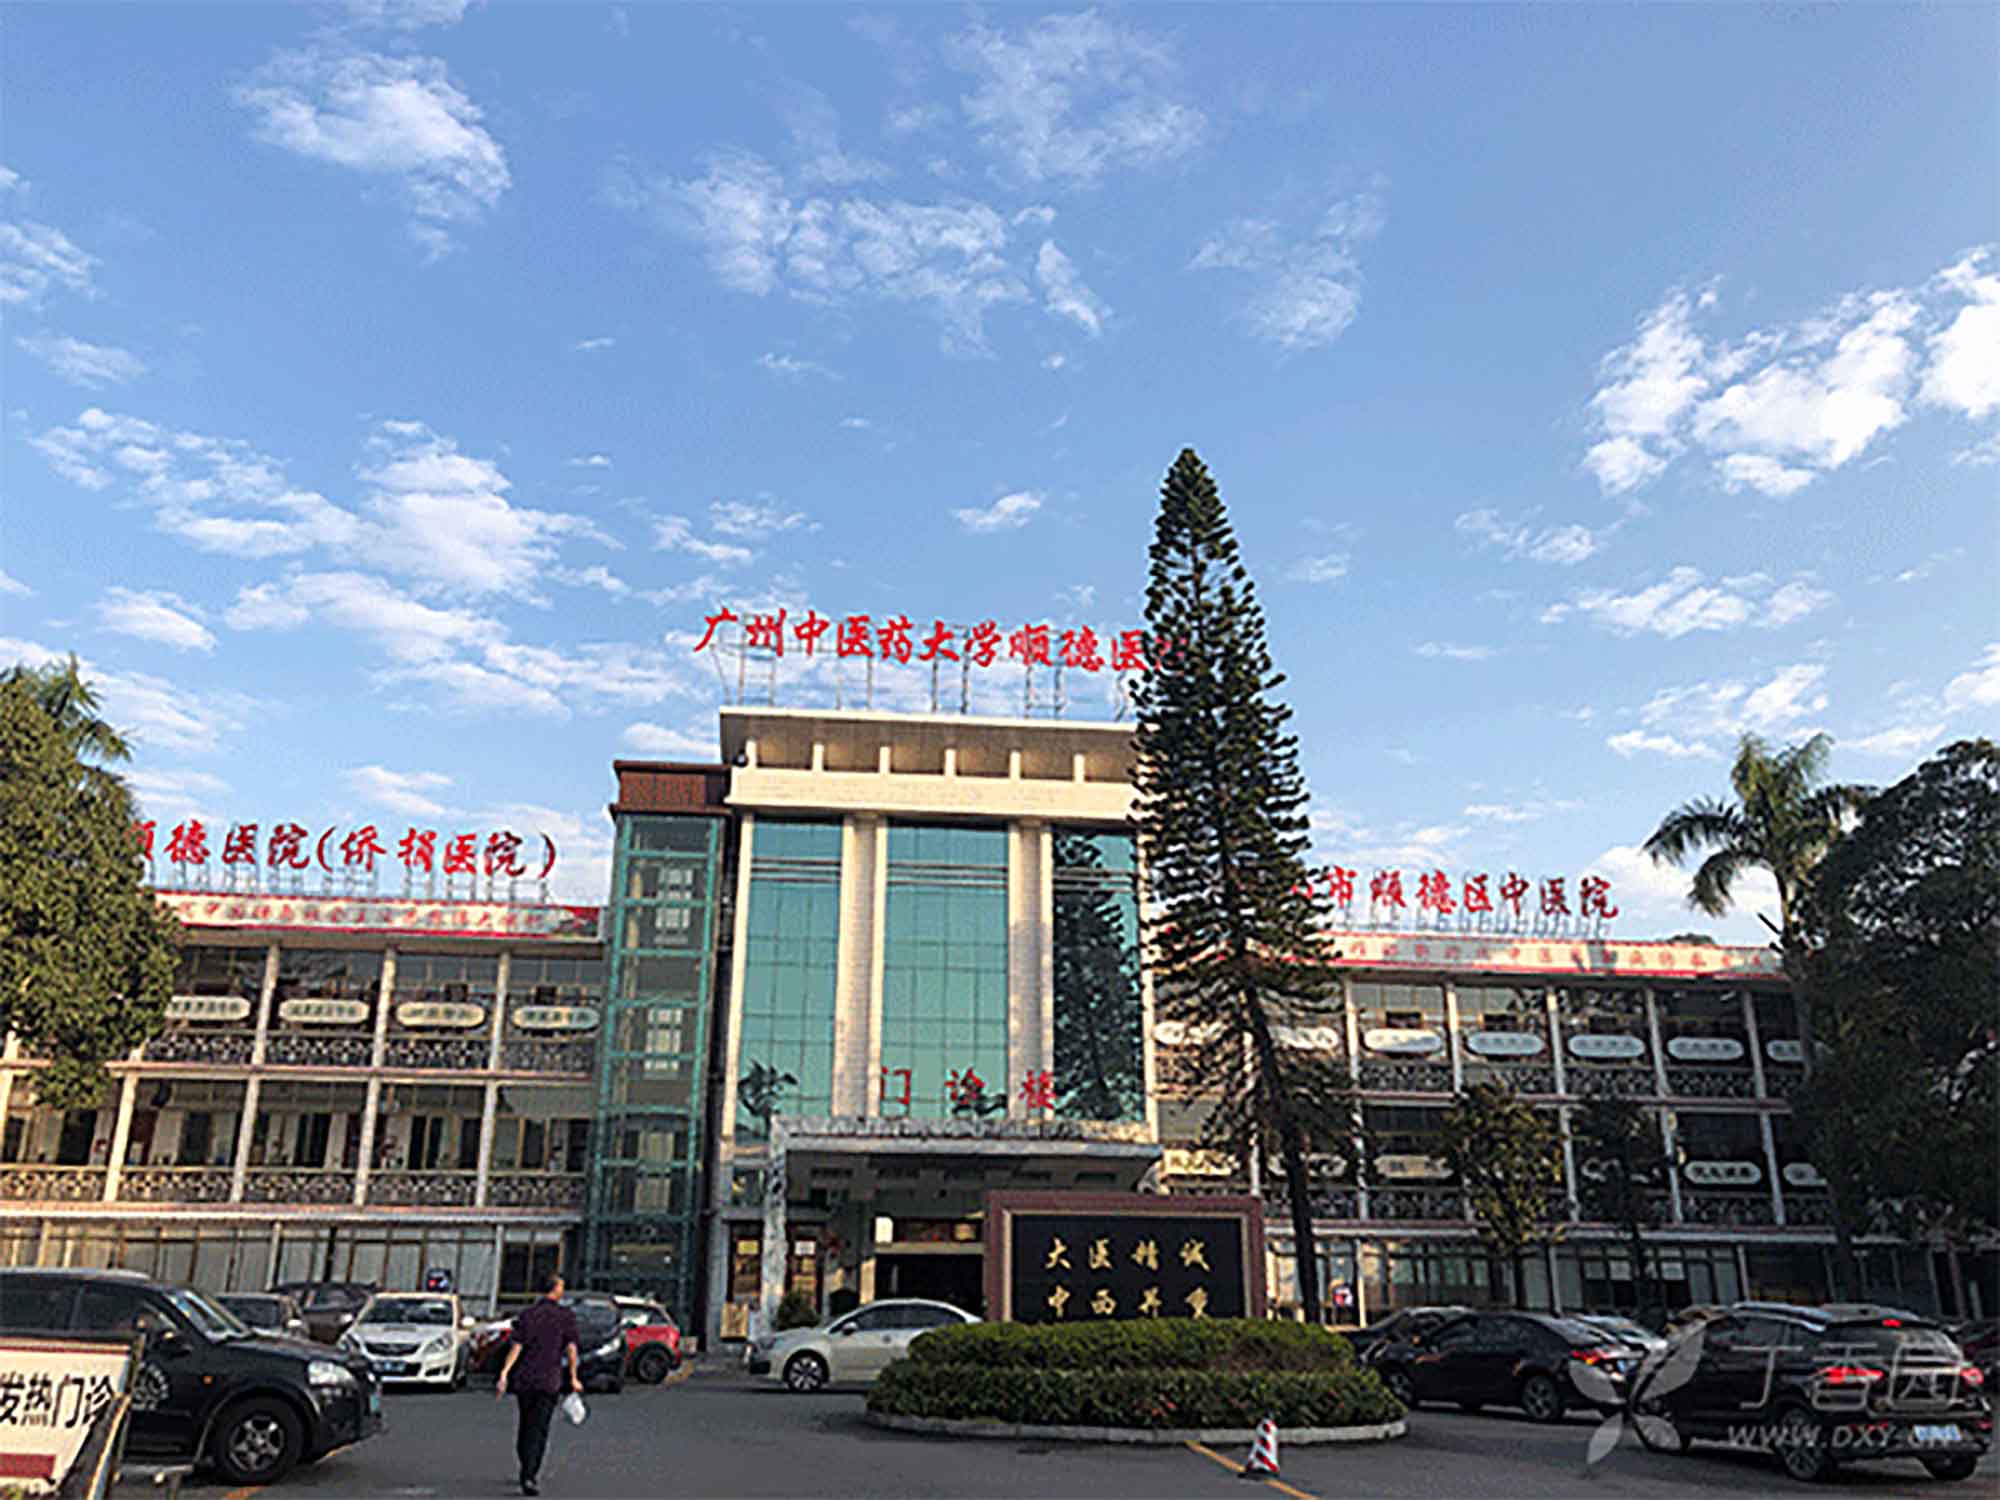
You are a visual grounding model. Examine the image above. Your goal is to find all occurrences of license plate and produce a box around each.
[380,1361,410,1375]
[1914,1425,1962,1445]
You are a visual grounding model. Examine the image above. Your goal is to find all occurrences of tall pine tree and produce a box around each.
[1133,449,1349,1323]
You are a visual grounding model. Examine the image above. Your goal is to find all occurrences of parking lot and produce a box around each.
[130,1365,1998,1499]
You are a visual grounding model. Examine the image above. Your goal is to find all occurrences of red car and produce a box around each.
[612,1296,683,1383]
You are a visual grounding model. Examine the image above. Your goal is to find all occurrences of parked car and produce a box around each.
[1371,1311,1639,1422]
[566,1297,629,1393]
[746,1299,978,1392]
[1627,1303,1992,1482]
[1573,1313,1670,1357]
[338,1292,474,1389]
[611,1296,683,1382]
[1951,1318,1997,1390]
[270,1281,377,1345]
[0,1268,381,1486]
[218,1292,311,1343]
[1348,1304,1474,1361]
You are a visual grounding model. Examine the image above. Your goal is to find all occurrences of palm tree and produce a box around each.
[1,656,131,793]
[1644,731,1870,1293]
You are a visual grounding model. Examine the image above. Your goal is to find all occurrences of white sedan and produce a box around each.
[745,1299,977,1392]
[339,1292,474,1388]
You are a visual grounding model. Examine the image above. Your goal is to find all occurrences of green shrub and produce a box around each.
[868,1362,1402,1429]
[905,1317,1357,1374]
[775,1290,819,1331]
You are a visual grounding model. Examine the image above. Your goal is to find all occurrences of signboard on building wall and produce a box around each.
[1325,931,1784,980]
[512,1006,600,1032]
[985,1192,1265,1325]
[157,891,601,941]
[164,995,253,1024]
[0,1334,136,1496]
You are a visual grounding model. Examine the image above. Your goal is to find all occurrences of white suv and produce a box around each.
[745,1299,977,1392]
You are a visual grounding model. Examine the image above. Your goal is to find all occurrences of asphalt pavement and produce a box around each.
[129,1363,2000,1500]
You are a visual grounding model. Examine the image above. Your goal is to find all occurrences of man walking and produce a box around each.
[497,1272,581,1496]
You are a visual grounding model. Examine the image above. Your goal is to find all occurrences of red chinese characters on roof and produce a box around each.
[1305,863,1619,928]
[692,608,1152,672]
[140,822,560,883]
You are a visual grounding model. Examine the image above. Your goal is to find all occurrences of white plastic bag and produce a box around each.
[561,1392,588,1426]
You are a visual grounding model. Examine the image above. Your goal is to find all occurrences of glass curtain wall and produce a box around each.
[733,820,842,1133]
[588,813,721,1323]
[882,824,1008,1119]
[1051,830,1143,1123]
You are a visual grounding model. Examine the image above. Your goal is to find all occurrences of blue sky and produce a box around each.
[4,3,1995,938]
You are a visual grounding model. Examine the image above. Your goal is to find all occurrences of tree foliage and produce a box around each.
[1132,449,1351,1323]
[1051,831,1146,1123]
[0,658,179,1108]
[1438,1082,1565,1298]
[1795,739,2000,1250]
[1571,1084,1673,1315]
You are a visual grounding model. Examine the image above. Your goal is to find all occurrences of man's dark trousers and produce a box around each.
[515,1390,558,1484]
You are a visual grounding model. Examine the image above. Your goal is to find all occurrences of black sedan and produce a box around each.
[1347,1304,1474,1361]
[1371,1311,1638,1422]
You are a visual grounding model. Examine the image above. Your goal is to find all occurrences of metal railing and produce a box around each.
[116,1167,232,1203]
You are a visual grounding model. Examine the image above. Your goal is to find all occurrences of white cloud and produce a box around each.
[1462,798,1581,825]
[1287,552,1350,585]
[1606,729,1717,760]
[1944,643,2000,712]
[227,571,498,661]
[125,767,231,824]
[755,351,837,380]
[97,588,216,652]
[551,565,630,597]
[653,516,753,565]
[234,48,509,257]
[1919,250,2000,419]
[0,219,96,305]
[344,764,453,815]
[15,333,145,388]
[343,0,478,28]
[780,83,891,188]
[1191,192,1383,351]
[1554,566,1832,638]
[1582,255,2000,496]
[0,638,245,753]
[567,453,611,468]
[942,11,1206,186]
[1583,843,1778,943]
[708,499,810,538]
[621,721,716,758]
[571,336,615,352]
[0,571,29,597]
[1454,508,1602,566]
[1035,240,1109,335]
[839,416,872,430]
[1844,722,1946,758]
[1413,641,1496,662]
[954,490,1041,533]
[0,166,20,193]
[1953,433,2000,467]
[1043,352,1067,371]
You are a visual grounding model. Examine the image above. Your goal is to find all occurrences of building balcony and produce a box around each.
[1564,1066,1655,1098]
[1786,1193,1832,1227]
[244,1168,356,1203]
[144,1029,256,1066]
[0,1166,107,1201]
[1465,1064,1560,1096]
[1764,1069,1806,1101]
[117,1167,232,1204]
[1682,1192,1776,1228]
[383,1036,488,1071]
[370,1170,477,1207]
[1357,1060,1454,1093]
[1371,1186,1465,1222]
[501,1038,596,1075]
[263,1034,374,1068]
[1665,1067,1759,1101]
[489,1173,587,1210]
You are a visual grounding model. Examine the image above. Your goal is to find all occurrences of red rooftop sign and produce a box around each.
[694,607,1154,674]
[137,819,559,897]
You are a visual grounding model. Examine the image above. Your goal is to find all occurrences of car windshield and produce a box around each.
[164,1287,249,1340]
[363,1298,454,1326]
[1542,1317,1619,1346]
[222,1296,280,1324]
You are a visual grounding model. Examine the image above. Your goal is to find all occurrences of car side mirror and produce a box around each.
[152,1328,190,1358]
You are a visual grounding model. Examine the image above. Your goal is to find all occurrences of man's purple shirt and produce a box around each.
[508,1300,580,1394]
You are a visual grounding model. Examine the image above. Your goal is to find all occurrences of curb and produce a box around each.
[863,1413,1407,1445]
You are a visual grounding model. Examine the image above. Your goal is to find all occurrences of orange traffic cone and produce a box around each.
[1241,1416,1281,1478]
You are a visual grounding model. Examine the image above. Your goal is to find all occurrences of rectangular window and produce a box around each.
[735,821,843,1134]
[1052,829,1143,1123]
[176,1113,214,1167]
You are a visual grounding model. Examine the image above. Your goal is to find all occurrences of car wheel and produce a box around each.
[213,1397,304,1486]
[1776,1407,1833,1483]
[784,1352,829,1393]
[1382,1368,1416,1408]
[633,1346,672,1384]
[1518,1373,1565,1423]
[1921,1456,1978,1482]
[450,1357,468,1392]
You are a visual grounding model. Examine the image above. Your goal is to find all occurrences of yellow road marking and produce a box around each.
[1183,1438,1319,1500]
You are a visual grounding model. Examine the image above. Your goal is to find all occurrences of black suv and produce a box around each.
[1370,1310,1639,1421]
[0,1269,382,1486]
[1627,1303,1992,1482]
[1349,1304,1474,1360]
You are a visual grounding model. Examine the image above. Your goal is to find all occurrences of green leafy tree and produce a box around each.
[1643,730,1870,1294]
[0,659,179,1109]
[1796,739,2000,1309]
[1051,831,1145,1123]
[737,1061,798,1139]
[1572,1085,1674,1317]
[1132,448,1350,1323]
[1439,1082,1566,1304]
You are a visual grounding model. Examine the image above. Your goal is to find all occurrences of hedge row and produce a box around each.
[904,1318,1357,1373]
[867,1363,1403,1430]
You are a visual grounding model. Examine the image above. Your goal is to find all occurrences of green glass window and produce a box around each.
[734,820,842,1135]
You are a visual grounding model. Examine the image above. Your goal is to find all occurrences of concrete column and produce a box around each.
[760,1122,790,1333]
[1444,981,1464,1092]
[1742,991,1769,1099]
[1558,1106,1580,1223]
[0,1032,20,1157]
[1662,1109,1686,1224]
[1006,822,1033,1120]
[102,1070,139,1202]
[474,1081,499,1208]
[1759,1112,1787,1227]
[251,944,280,1066]
[1037,824,1054,1091]
[229,1077,261,1203]
[1546,988,1569,1096]
[488,952,512,1071]
[1345,977,1367,1219]
[866,819,888,1112]
[942,747,957,778]
[353,1079,381,1206]
[371,949,398,1069]
[1644,988,1671,1097]
[877,745,892,774]
[832,814,879,1118]
[717,815,756,1156]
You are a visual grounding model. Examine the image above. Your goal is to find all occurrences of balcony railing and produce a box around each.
[1564,1066,1655,1098]
[1463,1064,1560,1095]
[383,1037,488,1071]
[1764,1069,1806,1101]
[1664,1067,1759,1101]
[370,1170,477,1207]
[501,1038,597,1075]
[1786,1193,1832,1227]
[488,1173,586,1209]
[1357,1060,1454,1093]
[244,1168,356,1203]
[1682,1192,1776,1227]
[0,1166,108,1201]
[1371,1186,1465,1221]
[144,1029,256,1065]
[263,1034,374,1068]
[117,1167,232,1203]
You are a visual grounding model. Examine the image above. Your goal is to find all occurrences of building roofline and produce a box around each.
[718,704,1132,736]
